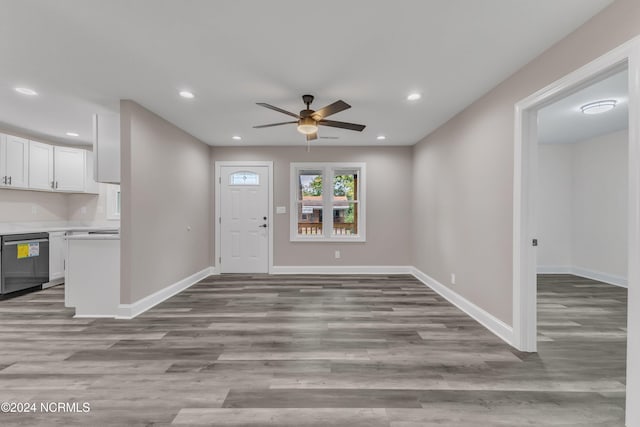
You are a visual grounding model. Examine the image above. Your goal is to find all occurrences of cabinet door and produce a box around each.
[28,141,54,191]
[3,135,29,188]
[49,232,66,281]
[54,146,85,192]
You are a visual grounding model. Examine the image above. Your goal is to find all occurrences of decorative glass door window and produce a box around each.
[290,163,365,242]
[229,171,260,185]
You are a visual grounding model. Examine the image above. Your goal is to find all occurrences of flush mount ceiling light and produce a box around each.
[179,90,194,99]
[15,87,38,96]
[232,135,242,140]
[580,99,617,115]
[376,135,386,140]
[66,132,79,137]
[407,92,421,101]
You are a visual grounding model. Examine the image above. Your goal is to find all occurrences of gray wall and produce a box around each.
[411,0,640,325]
[211,146,412,266]
[538,130,628,280]
[120,100,212,304]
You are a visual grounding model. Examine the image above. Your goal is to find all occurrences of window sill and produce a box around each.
[290,236,366,243]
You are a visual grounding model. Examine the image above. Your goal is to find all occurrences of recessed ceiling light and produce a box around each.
[179,90,195,99]
[15,87,38,96]
[407,93,421,101]
[232,135,242,140]
[376,135,386,140]
[580,99,617,115]
[66,132,79,137]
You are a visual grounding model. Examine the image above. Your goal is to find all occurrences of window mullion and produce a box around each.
[324,166,333,238]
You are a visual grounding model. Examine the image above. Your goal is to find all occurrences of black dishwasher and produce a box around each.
[1,233,50,296]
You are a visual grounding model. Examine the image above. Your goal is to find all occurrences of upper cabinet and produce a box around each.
[1,133,97,194]
[53,146,85,192]
[93,113,120,184]
[0,134,29,189]
[28,140,54,190]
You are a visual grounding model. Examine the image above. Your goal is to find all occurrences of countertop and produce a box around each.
[0,223,119,236]
[66,234,120,241]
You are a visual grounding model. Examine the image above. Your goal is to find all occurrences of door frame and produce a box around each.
[214,161,274,274]
[513,36,640,425]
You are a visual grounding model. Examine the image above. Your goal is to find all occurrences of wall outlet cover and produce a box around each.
[276,206,287,214]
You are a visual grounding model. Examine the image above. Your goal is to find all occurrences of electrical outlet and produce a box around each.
[334,250,341,259]
[451,273,456,285]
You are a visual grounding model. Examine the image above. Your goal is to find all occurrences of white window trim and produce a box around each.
[106,184,121,221]
[290,162,366,242]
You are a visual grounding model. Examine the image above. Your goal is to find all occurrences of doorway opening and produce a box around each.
[513,36,640,426]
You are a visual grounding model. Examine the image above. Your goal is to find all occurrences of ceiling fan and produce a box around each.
[253,94,366,141]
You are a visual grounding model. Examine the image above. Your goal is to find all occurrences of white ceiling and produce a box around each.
[0,0,613,147]
[538,69,628,144]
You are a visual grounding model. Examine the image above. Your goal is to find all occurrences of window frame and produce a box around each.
[290,162,366,242]
[106,184,121,221]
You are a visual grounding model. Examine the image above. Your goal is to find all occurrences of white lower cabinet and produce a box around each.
[49,232,66,282]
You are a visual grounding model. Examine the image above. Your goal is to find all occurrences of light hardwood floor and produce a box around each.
[0,274,627,426]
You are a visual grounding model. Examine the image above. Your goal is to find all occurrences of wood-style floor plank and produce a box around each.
[0,273,627,426]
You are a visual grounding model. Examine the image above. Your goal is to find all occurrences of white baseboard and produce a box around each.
[116,266,216,319]
[270,265,413,275]
[537,265,572,274]
[411,267,515,347]
[537,265,627,288]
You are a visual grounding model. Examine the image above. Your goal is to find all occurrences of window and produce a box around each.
[229,171,259,185]
[106,184,121,220]
[290,163,365,242]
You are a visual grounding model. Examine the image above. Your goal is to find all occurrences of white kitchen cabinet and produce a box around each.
[28,140,55,190]
[49,231,66,282]
[0,134,29,189]
[84,151,100,194]
[93,113,120,184]
[53,146,85,192]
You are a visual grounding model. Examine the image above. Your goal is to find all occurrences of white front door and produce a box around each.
[220,166,269,273]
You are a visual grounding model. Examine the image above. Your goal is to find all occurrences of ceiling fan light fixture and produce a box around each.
[580,99,617,115]
[297,117,318,135]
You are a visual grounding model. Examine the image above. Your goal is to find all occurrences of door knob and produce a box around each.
[259,224,268,228]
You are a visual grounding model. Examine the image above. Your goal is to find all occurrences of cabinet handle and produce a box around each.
[55,181,58,189]
[8,176,11,185]
[1,176,5,184]
[51,181,54,189]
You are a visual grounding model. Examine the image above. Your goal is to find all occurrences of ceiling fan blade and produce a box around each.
[306,132,318,141]
[318,120,366,132]
[253,121,297,128]
[311,100,351,120]
[256,103,300,119]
